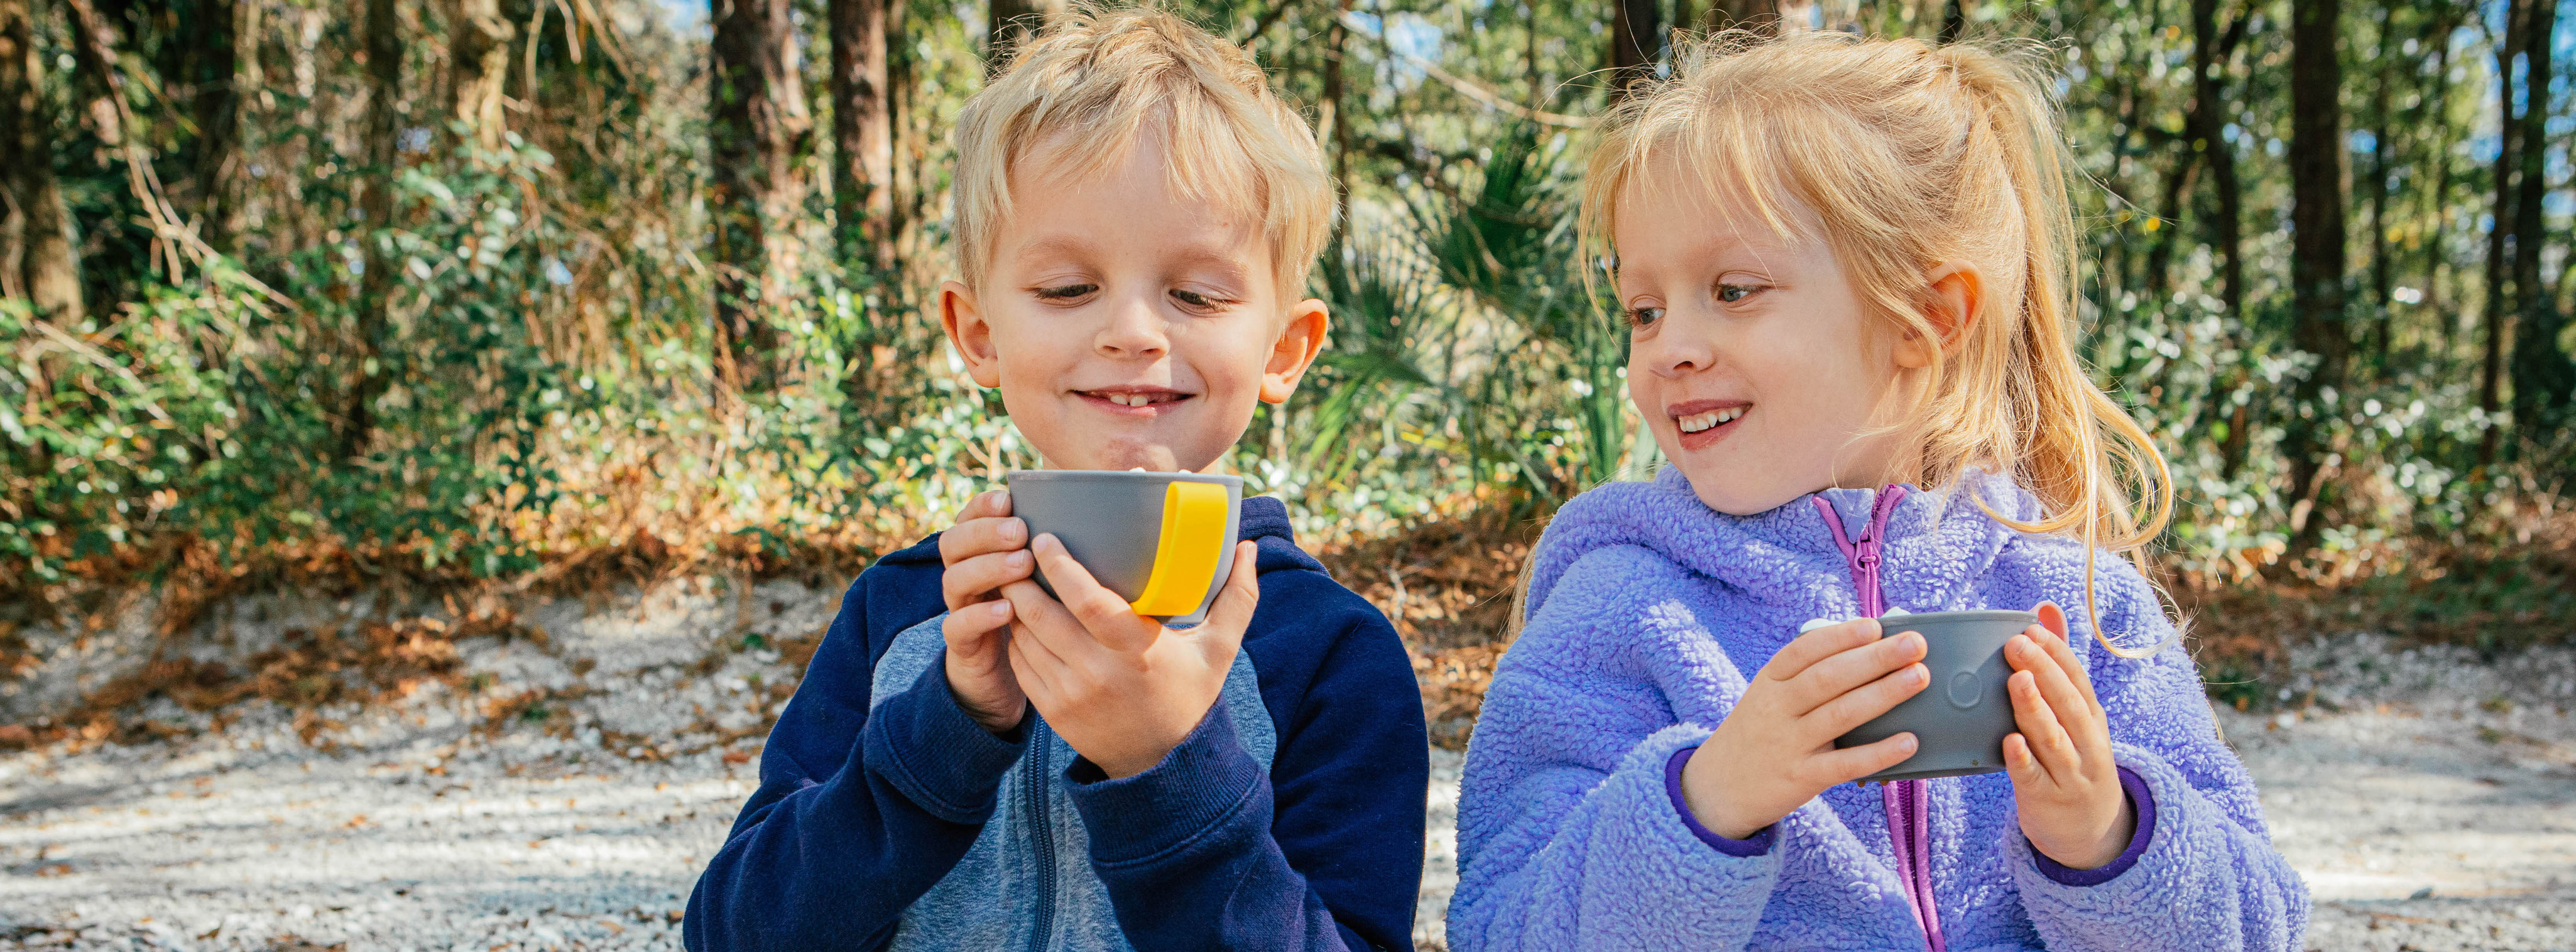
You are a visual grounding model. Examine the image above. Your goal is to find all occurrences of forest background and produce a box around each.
[4,0,2573,746]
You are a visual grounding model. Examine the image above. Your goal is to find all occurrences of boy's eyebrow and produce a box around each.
[1010,235,1100,272]
[1009,235,1261,288]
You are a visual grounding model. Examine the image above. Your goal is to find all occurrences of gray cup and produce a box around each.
[1833,609,2039,782]
[1005,470,1244,625]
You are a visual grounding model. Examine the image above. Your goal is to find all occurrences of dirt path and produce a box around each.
[3,581,2572,951]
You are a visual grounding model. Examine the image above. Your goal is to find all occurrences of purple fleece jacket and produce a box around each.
[1449,468,2309,951]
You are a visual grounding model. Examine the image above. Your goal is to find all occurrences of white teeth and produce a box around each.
[1676,407,1745,433]
[1103,393,1155,407]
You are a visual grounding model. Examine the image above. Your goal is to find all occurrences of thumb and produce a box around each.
[1194,541,1262,654]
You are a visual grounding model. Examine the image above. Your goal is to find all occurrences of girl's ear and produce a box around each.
[1893,262,1984,369]
[939,279,1005,388]
[1260,298,1331,404]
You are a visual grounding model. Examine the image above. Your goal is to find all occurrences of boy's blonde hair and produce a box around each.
[1581,32,2175,657]
[949,6,1333,298]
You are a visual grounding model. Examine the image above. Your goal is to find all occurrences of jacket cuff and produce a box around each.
[2031,765,2157,886]
[1063,705,1265,866]
[860,657,1028,825]
[1664,745,1776,857]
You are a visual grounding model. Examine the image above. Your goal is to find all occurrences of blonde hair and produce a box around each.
[949,5,1334,298]
[1580,31,2175,657]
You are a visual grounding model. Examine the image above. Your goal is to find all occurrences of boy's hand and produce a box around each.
[1680,619,1928,840]
[939,490,1033,734]
[2003,602,2136,870]
[1000,534,1260,779]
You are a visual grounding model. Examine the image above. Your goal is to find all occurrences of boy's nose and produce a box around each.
[1094,294,1170,357]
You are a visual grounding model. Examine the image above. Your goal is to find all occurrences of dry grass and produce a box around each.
[9,493,2568,754]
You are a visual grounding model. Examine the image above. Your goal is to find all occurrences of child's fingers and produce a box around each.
[1801,661,1929,745]
[941,549,1035,610]
[941,598,1015,650]
[2013,634,2104,743]
[2002,732,2044,787]
[998,576,1088,663]
[1781,629,1924,717]
[2007,668,2078,784]
[1026,534,1157,653]
[1191,543,1262,651]
[1005,625,1059,705]
[937,510,1028,566]
[1806,732,1920,787]
[2034,622,2104,709]
[1760,619,1883,683]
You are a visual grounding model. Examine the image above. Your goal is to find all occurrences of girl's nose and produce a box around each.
[1640,325,1715,379]
[1094,293,1169,358]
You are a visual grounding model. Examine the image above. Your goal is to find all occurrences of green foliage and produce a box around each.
[3,0,2572,620]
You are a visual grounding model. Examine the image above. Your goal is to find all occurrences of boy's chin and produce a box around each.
[1034,438,1204,473]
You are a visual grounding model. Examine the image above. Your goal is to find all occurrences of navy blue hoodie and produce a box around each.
[685,495,1429,951]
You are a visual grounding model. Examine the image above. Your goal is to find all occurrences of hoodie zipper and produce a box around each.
[1027,718,1056,951]
[1813,487,1944,952]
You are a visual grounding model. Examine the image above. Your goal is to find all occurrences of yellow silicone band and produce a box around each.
[1129,481,1229,617]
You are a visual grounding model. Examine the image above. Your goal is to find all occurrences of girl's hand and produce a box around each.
[2003,602,2136,870]
[937,490,1034,734]
[1681,619,1930,840]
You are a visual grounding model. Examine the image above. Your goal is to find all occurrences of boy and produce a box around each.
[683,9,1429,951]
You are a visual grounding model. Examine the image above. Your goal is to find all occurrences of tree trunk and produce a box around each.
[887,0,913,258]
[2189,0,2246,318]
[831,0,890,271]
[2481,0,2528,467]
[0,0,81,320]
[709,0,811,391]
[444,0,515,152]
[1705,0,1780,33]
[2281,0,2349,553]
[2421,20,2457,353]
[349,0,401,459]
[1319,0,1351,298]
[1609,0,1662,102]
[190,0,241,254]
[2510,0,2575,441]
[2365,0,2396,355]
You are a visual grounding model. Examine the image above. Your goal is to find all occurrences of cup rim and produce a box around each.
[1878,609,2039,626]
[1006,469,1245,487]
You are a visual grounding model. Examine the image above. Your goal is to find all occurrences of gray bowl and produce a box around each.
[1005,470,1243,625]
[1834,609,2039,782]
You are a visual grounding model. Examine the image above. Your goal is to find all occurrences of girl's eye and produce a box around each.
[1034,283,1097,300]
[1624,305,1666,328]
[1716,283,1763,303]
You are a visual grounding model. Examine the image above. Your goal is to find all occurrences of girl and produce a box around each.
[1448,33,2308,952]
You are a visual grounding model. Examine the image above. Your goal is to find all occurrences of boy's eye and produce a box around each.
[1625,305,1666,328]
[1169,288,1231,311]
[1034,283,1098,300]
[1716,283,1763,303]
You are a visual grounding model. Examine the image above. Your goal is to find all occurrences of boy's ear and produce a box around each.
[939,279,1005,388]
[1260,298,1331,404]
[1894,262,1983,370]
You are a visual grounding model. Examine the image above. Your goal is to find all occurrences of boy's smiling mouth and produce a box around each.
[1077,386,1194,415]
[1669,399,1750,450]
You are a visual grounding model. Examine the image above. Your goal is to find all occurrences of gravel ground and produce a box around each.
[3,580,2573,951]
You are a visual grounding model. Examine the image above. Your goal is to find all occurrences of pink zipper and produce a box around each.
[1813,487,1944,952]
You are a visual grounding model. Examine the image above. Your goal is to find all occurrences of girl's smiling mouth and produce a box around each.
[1077,386,1194,415]
[1669,399,1750,450]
